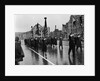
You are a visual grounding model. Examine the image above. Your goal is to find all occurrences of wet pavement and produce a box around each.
[19,40,84,65]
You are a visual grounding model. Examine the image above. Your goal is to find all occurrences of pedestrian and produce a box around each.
[68,34,76,65]
[50,37,52,47]
[54,37,57,48]
[39,37,42,50]
[53,37,55,48]
[42,38,47,58]
[76,35,82,52]
[31,38,34,49]
[15,37,24,65]
[34,37,38,52]
[59,37,63,50]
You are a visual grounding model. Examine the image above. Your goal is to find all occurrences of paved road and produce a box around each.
[19,40,84,65]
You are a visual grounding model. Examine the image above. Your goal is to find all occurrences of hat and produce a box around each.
[70,34,74,37]
[78,35,81,37]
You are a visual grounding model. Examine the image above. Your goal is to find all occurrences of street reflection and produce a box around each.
[59,49,63,60]
[42,58,48,65]
[19,40,84,65]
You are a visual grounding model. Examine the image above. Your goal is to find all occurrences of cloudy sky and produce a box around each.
[14,14,71,32]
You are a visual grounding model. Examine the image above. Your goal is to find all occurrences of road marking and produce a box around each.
[29,48,55,65]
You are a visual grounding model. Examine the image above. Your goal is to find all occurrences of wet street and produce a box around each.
[19,40,84,65]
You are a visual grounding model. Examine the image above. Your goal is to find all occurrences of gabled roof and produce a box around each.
[33,23,42,28]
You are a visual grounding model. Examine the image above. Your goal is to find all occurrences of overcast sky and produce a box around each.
[14,14,71,32]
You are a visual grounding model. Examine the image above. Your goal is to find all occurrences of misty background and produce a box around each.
[14,14,71,32]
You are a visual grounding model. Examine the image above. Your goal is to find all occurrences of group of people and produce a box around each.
[68,33,83,65]
[25,37,47,57]
[15,33,83,65]
[24,37,63,57]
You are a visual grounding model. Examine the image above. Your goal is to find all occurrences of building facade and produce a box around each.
[49,25,63,38]
[15,17,50,40]
[62,15,84,38]
[31,23,50,38]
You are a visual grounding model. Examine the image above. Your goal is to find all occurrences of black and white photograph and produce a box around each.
[15,14,84,65]
[5,5,95,76]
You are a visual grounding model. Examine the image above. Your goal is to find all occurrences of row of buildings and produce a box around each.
[62,15,84,39]
[49,25,63,38]
[15,17,50,40]
[15,25,50,40]
[49,15,84,40]
[15,15,84,40]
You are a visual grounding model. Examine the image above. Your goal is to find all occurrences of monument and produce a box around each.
[43,17,48,37]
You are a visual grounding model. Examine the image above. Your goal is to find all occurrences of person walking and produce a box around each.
[42,38,47,58]
[34,37,38,52]
[59,37,63,50]
[76,35,82,53]
[68,34,76,65]
[15,37,24,65]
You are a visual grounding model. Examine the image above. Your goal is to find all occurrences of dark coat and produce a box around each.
[76,37,82,47]
[34,39,38,50]
[69,35,75,48]
[15,41,24,62]
[59,38,62,46]
[42,39,47,52]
